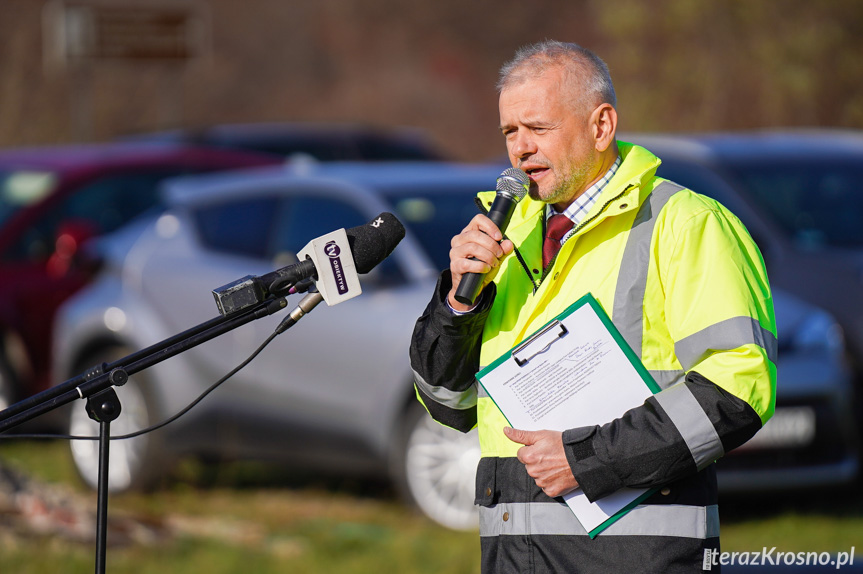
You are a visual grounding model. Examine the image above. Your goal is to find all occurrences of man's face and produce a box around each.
[499,66,600,208]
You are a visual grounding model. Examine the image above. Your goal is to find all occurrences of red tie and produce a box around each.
[543,214,574,269]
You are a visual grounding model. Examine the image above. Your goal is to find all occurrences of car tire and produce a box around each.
[66,347,168,492]
[391,401,480,531]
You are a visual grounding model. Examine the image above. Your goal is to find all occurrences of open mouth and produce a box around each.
[522,165,549,181]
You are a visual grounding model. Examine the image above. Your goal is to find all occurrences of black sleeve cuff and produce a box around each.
[428,270,496,331]
[563,426,625,503]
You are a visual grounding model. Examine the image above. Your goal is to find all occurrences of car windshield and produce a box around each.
[382,186,486,271]
[0,169,57,226]
[727,160,863,249]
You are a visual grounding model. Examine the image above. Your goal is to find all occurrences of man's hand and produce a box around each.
[503,427,579,498]
[448,214,514,312]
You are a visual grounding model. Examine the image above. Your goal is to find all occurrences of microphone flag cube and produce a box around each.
[297,228,361,306]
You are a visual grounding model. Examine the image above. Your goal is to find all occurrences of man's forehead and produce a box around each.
[499,72,579,119]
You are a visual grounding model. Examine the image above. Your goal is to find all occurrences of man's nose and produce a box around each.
[510,131,537,159]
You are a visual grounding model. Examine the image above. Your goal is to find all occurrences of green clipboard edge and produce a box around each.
[476,292,662,538]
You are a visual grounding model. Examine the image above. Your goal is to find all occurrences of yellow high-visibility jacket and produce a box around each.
[410,142,776,573]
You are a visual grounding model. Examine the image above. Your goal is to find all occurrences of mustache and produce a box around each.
[517,159,551,171]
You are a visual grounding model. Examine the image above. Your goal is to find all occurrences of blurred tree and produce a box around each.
[0,0,861,160]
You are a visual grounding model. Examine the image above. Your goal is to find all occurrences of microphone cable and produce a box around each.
[0,316,285,443]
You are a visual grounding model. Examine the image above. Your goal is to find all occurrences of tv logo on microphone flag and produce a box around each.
[298,229,361,305]
[325,240,349,295]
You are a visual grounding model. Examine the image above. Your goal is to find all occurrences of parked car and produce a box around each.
[0,142,281,411]
[118,121,446,162]
[50,160,857,531]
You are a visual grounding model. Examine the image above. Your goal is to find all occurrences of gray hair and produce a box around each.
[497,40,617,109]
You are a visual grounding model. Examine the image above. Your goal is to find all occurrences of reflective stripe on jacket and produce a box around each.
[410,142,776,572]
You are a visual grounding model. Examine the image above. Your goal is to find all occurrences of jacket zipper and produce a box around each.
[538,185,634,285]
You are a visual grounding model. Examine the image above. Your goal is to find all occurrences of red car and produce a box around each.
[0,143,280,410]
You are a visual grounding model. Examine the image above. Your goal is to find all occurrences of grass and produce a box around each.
[1,439,861,573]
[0,439,481,574]
[720,489,863,553]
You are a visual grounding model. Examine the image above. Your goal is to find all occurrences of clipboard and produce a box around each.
[477,293,660,537]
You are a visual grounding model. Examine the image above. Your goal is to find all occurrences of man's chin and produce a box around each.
[528,183,569,205]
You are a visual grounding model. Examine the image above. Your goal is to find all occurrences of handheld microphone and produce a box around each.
[453,167,529,306]
[213,212,406,316]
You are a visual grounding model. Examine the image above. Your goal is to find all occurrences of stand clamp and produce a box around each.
[84,367,128,424]
[81,364,129,574]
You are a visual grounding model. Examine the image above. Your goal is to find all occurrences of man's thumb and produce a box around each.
[503,426,532,445]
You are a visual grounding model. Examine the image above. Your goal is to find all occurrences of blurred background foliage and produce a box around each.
[1,0,861,161]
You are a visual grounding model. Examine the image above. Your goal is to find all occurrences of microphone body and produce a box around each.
[485,193,521,235]
[453,168,529,306]
[213,212,405,316]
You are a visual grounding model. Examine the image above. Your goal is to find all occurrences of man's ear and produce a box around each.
[592,103,618,152]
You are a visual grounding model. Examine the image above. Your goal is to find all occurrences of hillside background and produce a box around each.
[2,0,862,162]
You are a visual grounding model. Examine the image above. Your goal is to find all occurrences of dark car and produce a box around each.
[117,122,446,162]
[0,142,281,409]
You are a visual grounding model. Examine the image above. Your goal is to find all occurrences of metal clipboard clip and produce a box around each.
[512,320,568,367]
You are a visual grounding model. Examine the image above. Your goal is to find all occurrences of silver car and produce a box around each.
[51,160,857,531]
[52,161,499,531]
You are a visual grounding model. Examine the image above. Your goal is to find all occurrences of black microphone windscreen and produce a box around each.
[346,212,406,274]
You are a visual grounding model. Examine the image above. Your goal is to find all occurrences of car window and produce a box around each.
[6,170,179,263]
[193,196,281,259]
[383,186,482,272]
[272,195,404,283]
[272,196,368,256]
[727,161,863,249]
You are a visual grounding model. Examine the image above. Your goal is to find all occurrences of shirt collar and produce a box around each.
[546,154,622,228]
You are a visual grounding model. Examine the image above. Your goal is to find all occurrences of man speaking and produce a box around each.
[409,40,775,573]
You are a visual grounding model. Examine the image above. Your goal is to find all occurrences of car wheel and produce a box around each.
[67,347,168,492]
[393,402,480,531]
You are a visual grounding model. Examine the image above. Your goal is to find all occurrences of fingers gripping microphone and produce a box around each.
[213,212,405,316]
[453,167,529,306]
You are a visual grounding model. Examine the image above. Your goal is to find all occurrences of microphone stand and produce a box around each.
[0,295,289,574]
